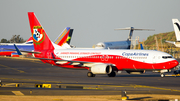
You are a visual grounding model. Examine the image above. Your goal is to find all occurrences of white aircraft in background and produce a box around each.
[166,19,180,47]
[18,12,178,78]
[95,27,154,49]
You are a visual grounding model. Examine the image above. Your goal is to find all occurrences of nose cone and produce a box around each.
[173,60,179,67]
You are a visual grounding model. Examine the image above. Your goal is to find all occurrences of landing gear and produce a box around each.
[108,71,116,77]
[87,72,96,77]
[160,73,165,78]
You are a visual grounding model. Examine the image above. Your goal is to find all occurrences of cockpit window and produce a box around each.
[162,56,172,59]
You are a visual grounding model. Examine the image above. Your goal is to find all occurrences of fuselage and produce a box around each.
[0,44,34,56]
[35,48,178,71]
[95,40,131,49]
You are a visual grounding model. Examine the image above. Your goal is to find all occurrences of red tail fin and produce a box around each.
[28,12,54,51]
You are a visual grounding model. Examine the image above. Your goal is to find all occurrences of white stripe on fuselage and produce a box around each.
[54,49,174,63]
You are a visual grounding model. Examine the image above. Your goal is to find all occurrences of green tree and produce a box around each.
[9,35,25,43]
[0,38,9,43]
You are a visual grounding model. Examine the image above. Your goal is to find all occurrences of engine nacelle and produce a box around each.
[91,64,112,74]
[126,70,145,74]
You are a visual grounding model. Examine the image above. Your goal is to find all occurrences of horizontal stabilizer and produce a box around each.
[114,27,154,41]
[114,27,155,31]
[165,40,175,44]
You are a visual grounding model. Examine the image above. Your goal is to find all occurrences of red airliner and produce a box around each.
[27,12,178,77]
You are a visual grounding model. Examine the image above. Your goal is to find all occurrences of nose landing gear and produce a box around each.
[160,73,165,77]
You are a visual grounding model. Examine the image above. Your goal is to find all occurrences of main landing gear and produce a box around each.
[87,72,96,77]
[87,71,116,77]
[108,71,116,77]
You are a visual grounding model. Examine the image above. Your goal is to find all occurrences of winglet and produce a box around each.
[14,44,22,55]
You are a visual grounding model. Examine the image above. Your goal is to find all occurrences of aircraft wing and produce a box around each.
[13,44,112,67]
[2,44,41,54]
[31,57,111,64]
[2,48,41,54]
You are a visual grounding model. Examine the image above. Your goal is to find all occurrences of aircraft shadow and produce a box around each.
[115,74,180,77]
[115,74,161,77]
[128,96,152,100]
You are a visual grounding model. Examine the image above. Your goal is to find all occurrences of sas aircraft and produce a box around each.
[23,12,178,78]
[95,27,154,49]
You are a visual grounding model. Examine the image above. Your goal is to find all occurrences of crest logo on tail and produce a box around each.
[32,26,45,45]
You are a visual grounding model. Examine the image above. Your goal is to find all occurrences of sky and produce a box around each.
[0,0,180,47]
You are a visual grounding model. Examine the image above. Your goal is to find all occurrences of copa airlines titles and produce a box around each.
[122,52,149,56]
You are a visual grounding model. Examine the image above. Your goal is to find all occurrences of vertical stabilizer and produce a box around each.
[24,36,33,44]
[140,44,144,50]
[28,12,54,51]
[66,29,74,44]
[54,27,70,46]
[128,27,134,41]
[172,19,180,41]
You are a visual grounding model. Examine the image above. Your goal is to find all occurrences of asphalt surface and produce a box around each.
[0,57,180,96]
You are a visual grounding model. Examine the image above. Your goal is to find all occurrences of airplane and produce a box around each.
[0,37,33,56]
[166,19,180,47]
[95,27,154,49]
[0,27,73,57]
[25,12,178,78]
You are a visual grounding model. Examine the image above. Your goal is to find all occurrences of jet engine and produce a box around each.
[91,64,112,74]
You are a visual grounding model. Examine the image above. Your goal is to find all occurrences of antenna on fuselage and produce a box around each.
[114,27,155,41]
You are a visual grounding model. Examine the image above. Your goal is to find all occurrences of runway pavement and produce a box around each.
[0,56,180,97]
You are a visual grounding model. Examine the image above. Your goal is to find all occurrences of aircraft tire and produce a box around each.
[160,73,165,78]
[108,71,116,77]
[87,72,95,77]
